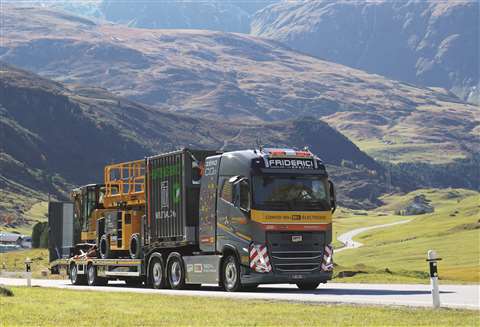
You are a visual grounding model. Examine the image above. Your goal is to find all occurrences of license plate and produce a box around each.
[290,274,305,280]
[292,235,302,243]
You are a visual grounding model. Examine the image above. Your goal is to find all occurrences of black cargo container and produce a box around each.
[145,149,218,246]
[48,202,74,262]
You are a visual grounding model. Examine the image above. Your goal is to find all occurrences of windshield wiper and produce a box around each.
[289,199,328,209]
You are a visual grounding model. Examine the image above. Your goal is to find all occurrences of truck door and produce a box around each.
[216,176,252,252]
[199,156,221,252]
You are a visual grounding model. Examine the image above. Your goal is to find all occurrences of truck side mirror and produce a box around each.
[328,180,336,213]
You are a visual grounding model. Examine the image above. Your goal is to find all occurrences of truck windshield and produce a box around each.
[253,175,330,211]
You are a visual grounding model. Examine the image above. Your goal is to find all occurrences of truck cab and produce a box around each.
[71,184,106,243]
[199,148,336,291]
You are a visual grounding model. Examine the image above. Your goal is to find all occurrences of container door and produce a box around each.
[147,152,185,242]
[199,156,221,252]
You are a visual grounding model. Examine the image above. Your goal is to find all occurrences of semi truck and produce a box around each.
[49,147,336,291]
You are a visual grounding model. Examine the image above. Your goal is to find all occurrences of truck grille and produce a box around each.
[266,231,325,273]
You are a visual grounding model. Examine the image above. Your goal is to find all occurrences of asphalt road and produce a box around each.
[336,219,412,253]
[1,277,478,310]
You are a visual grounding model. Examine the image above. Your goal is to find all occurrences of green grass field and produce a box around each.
[333,189,480,284]
[0,287,477,326]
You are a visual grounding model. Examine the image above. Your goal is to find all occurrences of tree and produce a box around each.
[32,222,48,248]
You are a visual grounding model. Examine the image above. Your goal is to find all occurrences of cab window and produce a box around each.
[220,179,233,203]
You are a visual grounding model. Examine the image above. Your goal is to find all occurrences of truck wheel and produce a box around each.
[129,233,141,259]
[69,264,86,285]
[99,234,111,259]
[167,253,186,290]
[87,264,106,286]
[296,282,320,290]
[149,257,167,289]
[222,255,241,292]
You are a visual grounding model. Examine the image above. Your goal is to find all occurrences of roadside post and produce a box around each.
[426,250,441,308]
[24,258,32,287]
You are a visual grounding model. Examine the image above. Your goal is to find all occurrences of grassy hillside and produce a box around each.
[0,189,48,235]
[1,5,478,165]
[0,249,56,278]
[1,287,476,326]
[333,189,480,283]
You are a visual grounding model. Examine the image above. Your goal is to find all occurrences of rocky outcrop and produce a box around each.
[252,0,479,104]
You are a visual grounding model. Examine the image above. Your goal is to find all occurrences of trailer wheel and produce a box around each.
[296,282,320,290]
[149,257,167,289]
[167,253,186,290]
[99,234,111,259]
[129,233,141,259]
[221,255,241,292]
[69,263,86,285]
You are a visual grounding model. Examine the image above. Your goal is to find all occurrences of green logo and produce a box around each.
[151,164,181,179]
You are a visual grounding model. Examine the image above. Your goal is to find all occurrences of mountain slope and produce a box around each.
[0,63,386,218]
[100,1,252,33]
[251,0,479,104]
[1,6,478,165]
[13,1,278,33]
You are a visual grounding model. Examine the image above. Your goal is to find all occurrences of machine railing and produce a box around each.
[104,159,145,208]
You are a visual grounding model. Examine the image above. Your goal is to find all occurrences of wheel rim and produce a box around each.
[88,266,95,284]
[225,260,237,289]
[170,261,181,286]
[71,266,77,283]
[153,262,162,285]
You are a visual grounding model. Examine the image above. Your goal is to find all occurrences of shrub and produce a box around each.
[0,286,14,297]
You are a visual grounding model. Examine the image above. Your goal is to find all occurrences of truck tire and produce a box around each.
[69,263,86,285]
[99,234,111,259]
[296,282,320,290]
[149,257,167,289]
[87,264,107,286]
[129,233,141,259]
[221,255,242,292]
[167,253,186,290]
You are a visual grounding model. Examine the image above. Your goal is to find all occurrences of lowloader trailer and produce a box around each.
[49,148,336,291]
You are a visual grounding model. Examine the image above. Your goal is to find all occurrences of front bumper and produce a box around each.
[240,267,333,285]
